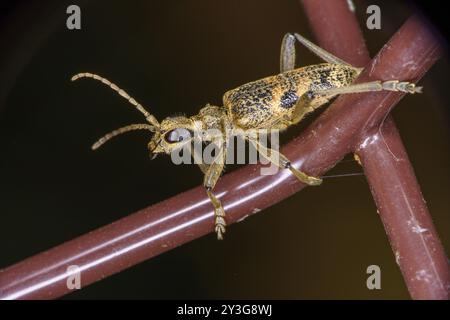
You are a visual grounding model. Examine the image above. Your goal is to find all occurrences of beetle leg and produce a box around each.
[293,33,352,66]
[280,33,297,72]
[313,80,422,97]
[193,142,210,174]
[280,33,353,72]
[203,142,227,240]
[247,137,322,186]
[289,93,329,125]
[206,187,226,240]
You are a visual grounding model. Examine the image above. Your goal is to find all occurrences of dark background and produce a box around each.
[0,0,448,299]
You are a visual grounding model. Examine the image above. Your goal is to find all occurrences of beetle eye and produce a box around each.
[165,128,192,143]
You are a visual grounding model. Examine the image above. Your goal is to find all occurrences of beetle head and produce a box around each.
[147,115,196,159]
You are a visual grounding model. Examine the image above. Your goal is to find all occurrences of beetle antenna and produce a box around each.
[71,72,160,128]
[92,123,156,150]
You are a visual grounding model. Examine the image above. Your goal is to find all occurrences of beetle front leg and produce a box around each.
[203,144,226,240]
[247,138,322,186]
[205,187,226,240]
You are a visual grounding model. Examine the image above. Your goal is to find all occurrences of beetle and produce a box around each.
[72,33,421,240]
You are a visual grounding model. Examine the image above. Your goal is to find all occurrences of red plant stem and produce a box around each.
[0,8,446,299]
[301,0,449,299]
[358,119,449,299]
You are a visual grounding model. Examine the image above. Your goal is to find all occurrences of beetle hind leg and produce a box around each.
[280,33,353,73]
[206,188,226,240]
[313,80,422,97]
[280,33,297,72]
[203,142,227,240]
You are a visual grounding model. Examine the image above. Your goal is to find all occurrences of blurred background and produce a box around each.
[0,0,448,299]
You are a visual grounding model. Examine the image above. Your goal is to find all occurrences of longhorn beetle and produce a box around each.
[72,33,421,240]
